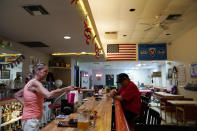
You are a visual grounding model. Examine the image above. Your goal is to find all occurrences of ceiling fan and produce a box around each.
[140,15,169,31]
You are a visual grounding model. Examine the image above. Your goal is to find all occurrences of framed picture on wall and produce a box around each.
[168,68,172,79]
[0,70,10,79]
[152,72,161,77]
[191,63,197,77]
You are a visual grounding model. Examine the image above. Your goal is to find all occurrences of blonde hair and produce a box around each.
[33,62,46,75]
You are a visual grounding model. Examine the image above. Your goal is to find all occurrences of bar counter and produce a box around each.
[41,97,112,131]
[114,100,130,131]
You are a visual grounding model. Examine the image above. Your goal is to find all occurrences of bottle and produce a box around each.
[17,120,21,129]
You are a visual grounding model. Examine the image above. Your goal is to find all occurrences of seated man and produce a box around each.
[111,73,141,124]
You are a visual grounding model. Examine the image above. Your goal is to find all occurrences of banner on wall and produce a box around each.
[0,56,5,62]
[138,43,167,60]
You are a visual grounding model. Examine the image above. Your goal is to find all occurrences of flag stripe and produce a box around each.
[119,49,136,50]
[107,59,136,61]
[119,46,136,48]
[119,44,136,46]
[118,51,137,53]
[107,54,136,56]
[107,44,137,61]
[107,56,136,59]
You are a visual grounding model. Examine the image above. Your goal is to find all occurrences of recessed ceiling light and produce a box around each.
[136,64,142,67]
[81,52,86,54]
[132,67,139,70]
[129,8,136,12]
[64,36,71,39]
[165,33,171,36]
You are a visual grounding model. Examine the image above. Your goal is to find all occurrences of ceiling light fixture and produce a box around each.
[96,74,103,77]
[0,54,22,57]
[64,36,71,39]
[52,52,96,56]
[132,67,139,70]
[81,52,86,54]
[129,8,136,12]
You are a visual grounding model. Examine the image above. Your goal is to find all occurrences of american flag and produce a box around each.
[106,44,137,61]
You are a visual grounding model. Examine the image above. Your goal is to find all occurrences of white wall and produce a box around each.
[78,63,93,89]
[92,69,152,86]
[148,64,170,89]
[170,25,197,100]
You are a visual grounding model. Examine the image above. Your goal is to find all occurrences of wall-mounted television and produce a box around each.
[190,63,197,77]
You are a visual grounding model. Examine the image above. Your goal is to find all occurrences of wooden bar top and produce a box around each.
[114,100,130,131]
[41,97,112,131]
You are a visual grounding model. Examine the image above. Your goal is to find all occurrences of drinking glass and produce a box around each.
[77,110,90,131]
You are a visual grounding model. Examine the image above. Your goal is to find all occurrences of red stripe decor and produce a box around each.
[107,54,136,56]
[106,57,136,59]
[119,49,136,50]
[107,59,136,61]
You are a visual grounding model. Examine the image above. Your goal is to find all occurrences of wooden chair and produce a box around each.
[176,105,197,125]
[160,98,176,122]
[147,108,161,125]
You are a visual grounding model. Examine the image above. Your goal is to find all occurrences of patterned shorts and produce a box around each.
[22,118,41,131]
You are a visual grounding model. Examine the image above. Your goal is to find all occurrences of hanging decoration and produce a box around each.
[70,0,79,5]
[92,35,96,44]
[0,55,25,70]
[84,19,92,45]
[69,0,102,59]
[95,44,100,59]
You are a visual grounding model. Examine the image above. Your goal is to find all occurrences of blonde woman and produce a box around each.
[14,63,75,131]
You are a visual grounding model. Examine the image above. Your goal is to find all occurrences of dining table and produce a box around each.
[154,92,184,99]
[167,100,197,106]
[167,100,197,125]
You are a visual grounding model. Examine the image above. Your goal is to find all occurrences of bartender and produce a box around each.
[110,73,141,124]
[14,63,75,131]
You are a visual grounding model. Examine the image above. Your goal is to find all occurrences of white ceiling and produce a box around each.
[72,54,106,62]
[88,0,197,45]
[79,61,166,70]
[0,0,95,54]
[1,0,197,62]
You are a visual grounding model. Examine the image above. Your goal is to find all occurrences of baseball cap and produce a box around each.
[116,73,129,83]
